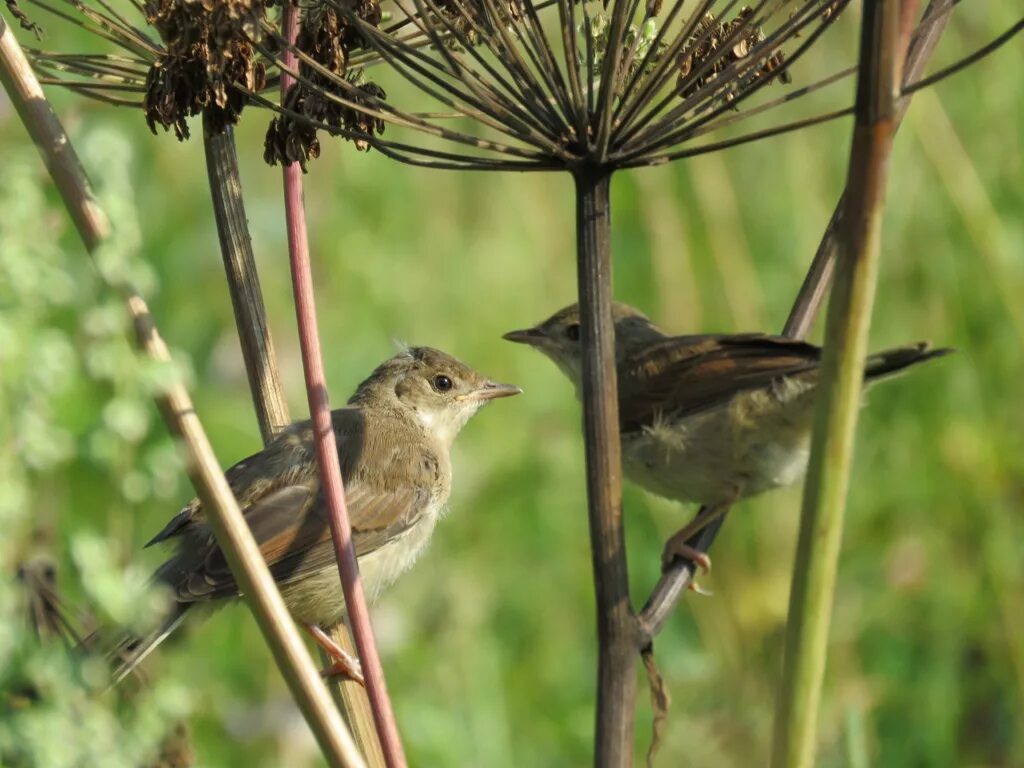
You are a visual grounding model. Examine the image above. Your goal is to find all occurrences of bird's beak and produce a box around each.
[464,381,522,401]
[502,328,544,346]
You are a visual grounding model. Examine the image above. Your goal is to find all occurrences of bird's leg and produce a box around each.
[303,623,365,685]
[661,501,732,582]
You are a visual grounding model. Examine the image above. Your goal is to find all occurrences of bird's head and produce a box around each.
[503,301,663,389]
[350,347,520,446]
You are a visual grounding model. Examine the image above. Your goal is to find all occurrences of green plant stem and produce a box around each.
[0,15,366,768]
[770,3,907,767]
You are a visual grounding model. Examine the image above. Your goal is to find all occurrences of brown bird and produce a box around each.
[115,346,519,683]
[504,302,949,578]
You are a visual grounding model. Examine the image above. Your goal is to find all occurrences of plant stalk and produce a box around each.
[279,4,407,767]
[770,3,906,766]
[202,118,292,441]
[574,165,638,767]
[0,16,365,767]
[783,0,953,339]
[328,625,388,768]
[201,88,384,768]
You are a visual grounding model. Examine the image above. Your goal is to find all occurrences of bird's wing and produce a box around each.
[617,333,823,432]
[143,432,315,549]
[163,480,433,603]
[155,410,440,603]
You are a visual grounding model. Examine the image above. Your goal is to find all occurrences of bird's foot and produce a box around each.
[320,655,365,685]
[661,535,712,575]
[303,623,365,686]
[688,580,713,597]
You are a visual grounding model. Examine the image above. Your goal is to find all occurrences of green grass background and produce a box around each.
[1,3,1022,766]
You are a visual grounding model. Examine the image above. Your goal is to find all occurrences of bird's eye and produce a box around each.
[433,375,453,392]
[565,323,581,341]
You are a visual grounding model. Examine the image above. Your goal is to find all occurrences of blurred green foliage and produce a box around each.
[0,140,194,766]
[1,3,1022,766]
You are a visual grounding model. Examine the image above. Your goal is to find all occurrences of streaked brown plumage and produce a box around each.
[504,302,950,572]
[116,346,519,682]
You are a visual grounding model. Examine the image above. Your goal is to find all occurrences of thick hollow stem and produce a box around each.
[279,5,406,767]
[0,16,365,767]
[770,3,905,767]
[328,625,388,768]
[202,119,291,441]
[574,166,638,767]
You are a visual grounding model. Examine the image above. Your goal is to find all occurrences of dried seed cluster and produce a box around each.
[430,0,522,51]
[264,2,387,168]
[143,0,269,139]
[677,7,791,104]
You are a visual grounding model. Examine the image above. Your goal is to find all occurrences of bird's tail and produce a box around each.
[864,342,953,382]
[104,601,192,686]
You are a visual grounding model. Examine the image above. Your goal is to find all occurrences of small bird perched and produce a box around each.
[115,346,519,683]
[504,302,949,576]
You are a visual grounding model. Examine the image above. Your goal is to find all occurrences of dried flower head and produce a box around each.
[263,1,387,167]
[141,0,270,138]
[251,0,1018,172]
[22,0,1020,167]
[676,7,791,105]
[253,0,847,169]
[22,0,402,147]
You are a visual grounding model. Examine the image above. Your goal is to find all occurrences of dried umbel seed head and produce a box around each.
[429,0,521,51]
[263,1,387,167]
[264,71,387,168]
[143,0,269,139]
[343,78,386,151]
[677,7,791,104]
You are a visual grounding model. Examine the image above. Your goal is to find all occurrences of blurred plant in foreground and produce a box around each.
[0,129,195,768]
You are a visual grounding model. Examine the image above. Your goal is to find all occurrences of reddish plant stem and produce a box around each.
[279,5,407,767]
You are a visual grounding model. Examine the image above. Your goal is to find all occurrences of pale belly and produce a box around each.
[279,503,443,627]
[622,383,816,507]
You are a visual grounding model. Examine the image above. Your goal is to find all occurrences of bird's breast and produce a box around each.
[620,382,817,506]
[357,499,445,602]
[280,497,446,628]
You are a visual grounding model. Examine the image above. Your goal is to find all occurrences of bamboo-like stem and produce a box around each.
[574,165,638,768]
[770,3,908,767]
[279,4,407,767]
[328,625,388,767]
[202,117,292,441]
[0,16,365,767]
